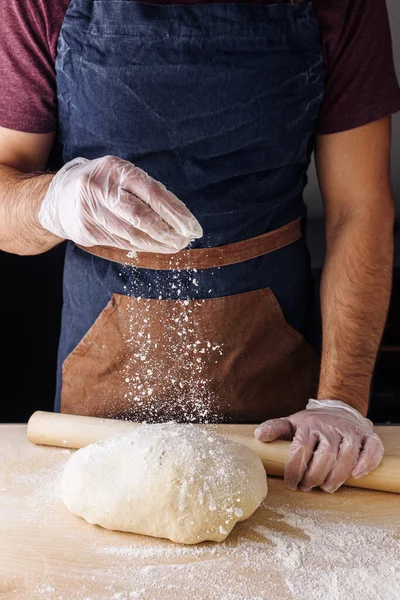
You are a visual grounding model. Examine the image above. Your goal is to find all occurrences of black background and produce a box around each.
[1,244,65,423]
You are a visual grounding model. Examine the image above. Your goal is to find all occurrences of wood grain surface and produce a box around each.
[1,425,399,600]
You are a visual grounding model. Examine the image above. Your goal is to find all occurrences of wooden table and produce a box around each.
[1,425,400,600]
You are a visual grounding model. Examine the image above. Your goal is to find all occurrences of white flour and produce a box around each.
[93,501,400,600]
[119,265,224,423]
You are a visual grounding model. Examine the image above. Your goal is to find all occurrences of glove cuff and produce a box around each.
[38,157,89,239]
[307,398,374,430]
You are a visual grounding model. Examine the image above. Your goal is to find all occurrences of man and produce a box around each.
[0,0,399,493]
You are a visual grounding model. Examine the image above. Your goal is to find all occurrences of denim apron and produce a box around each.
[55,0,325,422]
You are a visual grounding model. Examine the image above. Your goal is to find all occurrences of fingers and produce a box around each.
[104,211,185,253]
[83,156,203,250]
[116,190,190,251]
[320,435,363,494]
[254,418,293,443]
[284,425,319,491]
[299,432,341,492]
[296,432,383,493]
[121,165,203,240]
[351,433,384,479]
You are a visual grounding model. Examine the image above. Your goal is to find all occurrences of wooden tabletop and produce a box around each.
[1,425,400,600]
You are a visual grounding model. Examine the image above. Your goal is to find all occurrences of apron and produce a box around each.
[55,0,325,423]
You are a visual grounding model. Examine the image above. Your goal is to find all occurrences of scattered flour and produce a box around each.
[92,501,400,600]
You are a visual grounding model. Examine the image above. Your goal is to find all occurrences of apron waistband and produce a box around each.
[78,218,302,271]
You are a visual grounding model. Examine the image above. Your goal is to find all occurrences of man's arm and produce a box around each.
[0,126,62,256]
[254,117,391,493]
[315,116,395,415]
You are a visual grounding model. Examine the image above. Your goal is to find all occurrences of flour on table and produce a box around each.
[95,500,400,600]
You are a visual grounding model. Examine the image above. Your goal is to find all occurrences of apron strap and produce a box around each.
[78,218,302,271]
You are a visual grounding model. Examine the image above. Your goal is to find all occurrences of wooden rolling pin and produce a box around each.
[27,411,400,494]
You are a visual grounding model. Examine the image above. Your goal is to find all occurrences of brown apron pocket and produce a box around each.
[61,288,319,422]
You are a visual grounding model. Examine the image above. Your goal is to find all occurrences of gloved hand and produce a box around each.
[38,155,203,252]
[254,399,384,493]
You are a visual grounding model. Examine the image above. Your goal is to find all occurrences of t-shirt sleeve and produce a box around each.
[317,0,400,135]
[0,0,66,134]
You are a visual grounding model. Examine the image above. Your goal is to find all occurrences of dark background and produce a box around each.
[1,220,399,425]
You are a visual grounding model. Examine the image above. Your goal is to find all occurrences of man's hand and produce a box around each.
[39,155,203,253]
[254,400,384,493]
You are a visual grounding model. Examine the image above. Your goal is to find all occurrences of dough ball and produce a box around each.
[61,423,267,544]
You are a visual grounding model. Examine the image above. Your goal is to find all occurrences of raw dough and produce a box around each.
[61,423,267,544]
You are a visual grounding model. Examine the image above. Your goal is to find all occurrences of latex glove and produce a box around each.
[254,399,384,494]
[38,155,203,252]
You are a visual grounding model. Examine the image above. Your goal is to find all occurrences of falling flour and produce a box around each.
[118,263,225,423]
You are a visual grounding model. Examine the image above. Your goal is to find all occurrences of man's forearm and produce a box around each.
[0,164,62,255]
[318,209,394,415]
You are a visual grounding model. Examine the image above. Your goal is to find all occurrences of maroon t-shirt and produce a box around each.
[1,0,400,136]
